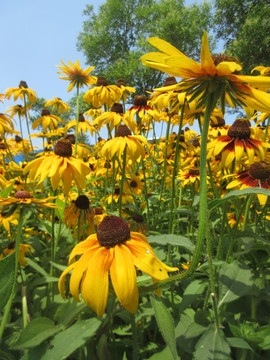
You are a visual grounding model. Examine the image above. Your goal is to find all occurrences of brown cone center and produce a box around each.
[249,162,270,180]
[134,95,147,106]
[14,191,32,199]
[54,140,72,157]
[227,120,251,139]
[75,195,90,210]
[116,125,131,137]
[97,216,131,248]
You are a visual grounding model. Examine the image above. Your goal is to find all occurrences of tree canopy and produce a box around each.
[77,0,213,95]
[214,0,270,73]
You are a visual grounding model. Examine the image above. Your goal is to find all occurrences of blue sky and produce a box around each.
[1,0,218,142]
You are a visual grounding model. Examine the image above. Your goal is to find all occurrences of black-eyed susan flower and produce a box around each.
[5,81,37,103]
[141,32,270,113]
[23,140,91,195]
[65,113,97,137]
[177,167,202,189]
[101,125,147,163]
[84,77,122,108]
[0,211,18,233]
[32,109,65,133]
[57,60,97,92]
[0,113,15,138]
[0,191,58,209]
[207,119,269,167]
[0,242,33,266]
[92,103,125,133]
[116,78,136,103]
[226,161,270,206]
[63,195,95,240]
[6,104,32,119]
[44,97,70,114]
[126,173,144,196]
[58,215,178,317]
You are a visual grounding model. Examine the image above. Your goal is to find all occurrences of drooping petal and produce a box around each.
[80,247,113,317]
[110,245,138,314]
[200,31,216,76]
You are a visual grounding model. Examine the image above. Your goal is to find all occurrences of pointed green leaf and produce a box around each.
[40,318,101,360]
[178,279,208,312]
[194,325,231,360]
[151,295,178,360]
[218,262,253,309]
[0,252,15,312]
[11,318,62,349]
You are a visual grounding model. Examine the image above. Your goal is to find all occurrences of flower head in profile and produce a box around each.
[5,81,37,103]
[101,125,147,163]
[23,140,91,195]
[141,31,270,113]
[59,215,178,317]
[0,242,33,266]
[32,108,65,133]
[44,97,70,114]
[57,60,97,92]
[226,161,270,206]
[0,191,58,210]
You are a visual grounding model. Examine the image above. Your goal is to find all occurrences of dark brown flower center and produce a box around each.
[132,213,144,223]
[249,162,270,180]
[163,76,177,87]
[116,124,131,137]
[210,116,225,128]
[94,207,103,215]
[192,139,200,147]
[97,215,131,248]
[111,103,123,114]
[14,191,32,199]
[134,95,147,106]
[189,168,199,176]
[227,119,251,139]
[0,143,5,150]
[41,108,51,116]
[8,241,15,249]
[79,113,85,122]
[130,180,138,188]
[117,78,126,87]
[19,81,28,88]
[97,77,108,86]
[15,135,23,143]
[104,161,111,169]
[75,195,90,210]
[212,53,240,67]
[64,134,76,144]
[114,187,120,195]
[54,140,72,157]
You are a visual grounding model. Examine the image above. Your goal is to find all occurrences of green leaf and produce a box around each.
[147,346,178,360]
[26,258,49,277]
[208,188,270,210]
[11,318,62,349]
[55,298,88,326]
[226,337,252,350]
[0,181,15,198]
[178,279,208,312]
[0,252,15,312]
[218,262,253,309]
[55,198,65,220]
[194,325,231,360]
[40,318,101,360]
[151,295,178,360]
[30,276,59,287]
[148,234,194,251]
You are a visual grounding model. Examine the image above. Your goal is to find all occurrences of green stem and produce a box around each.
[130,313,139,360]
[263,115,270,142]
[118,147,127,218]
[74,85,80,157]
[22,285,28,329]
[205,210,220,328]
[23,94,34,154]
[0,207,24,342]
[18,114,27,159]
[242,194,253,230]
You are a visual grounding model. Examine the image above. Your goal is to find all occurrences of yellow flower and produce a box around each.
[0,191,58,209]
[0,243,33,267]
[65,113,97,136]
[32,109,65,133]
[63,195,95,240]
[44,97,70,114]
[58,215,178,317]
[23,140,90,196]
[57,60,97,92]
[101,125,147,163]
[141,31,270,113]
[84,77,122,108]
[5,81,37,103]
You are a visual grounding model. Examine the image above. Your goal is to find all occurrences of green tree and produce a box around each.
[214,0,270,73]
[77,0,213,94]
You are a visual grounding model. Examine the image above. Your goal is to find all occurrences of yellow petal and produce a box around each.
[110,245,138,314]
[200,31,216,76]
